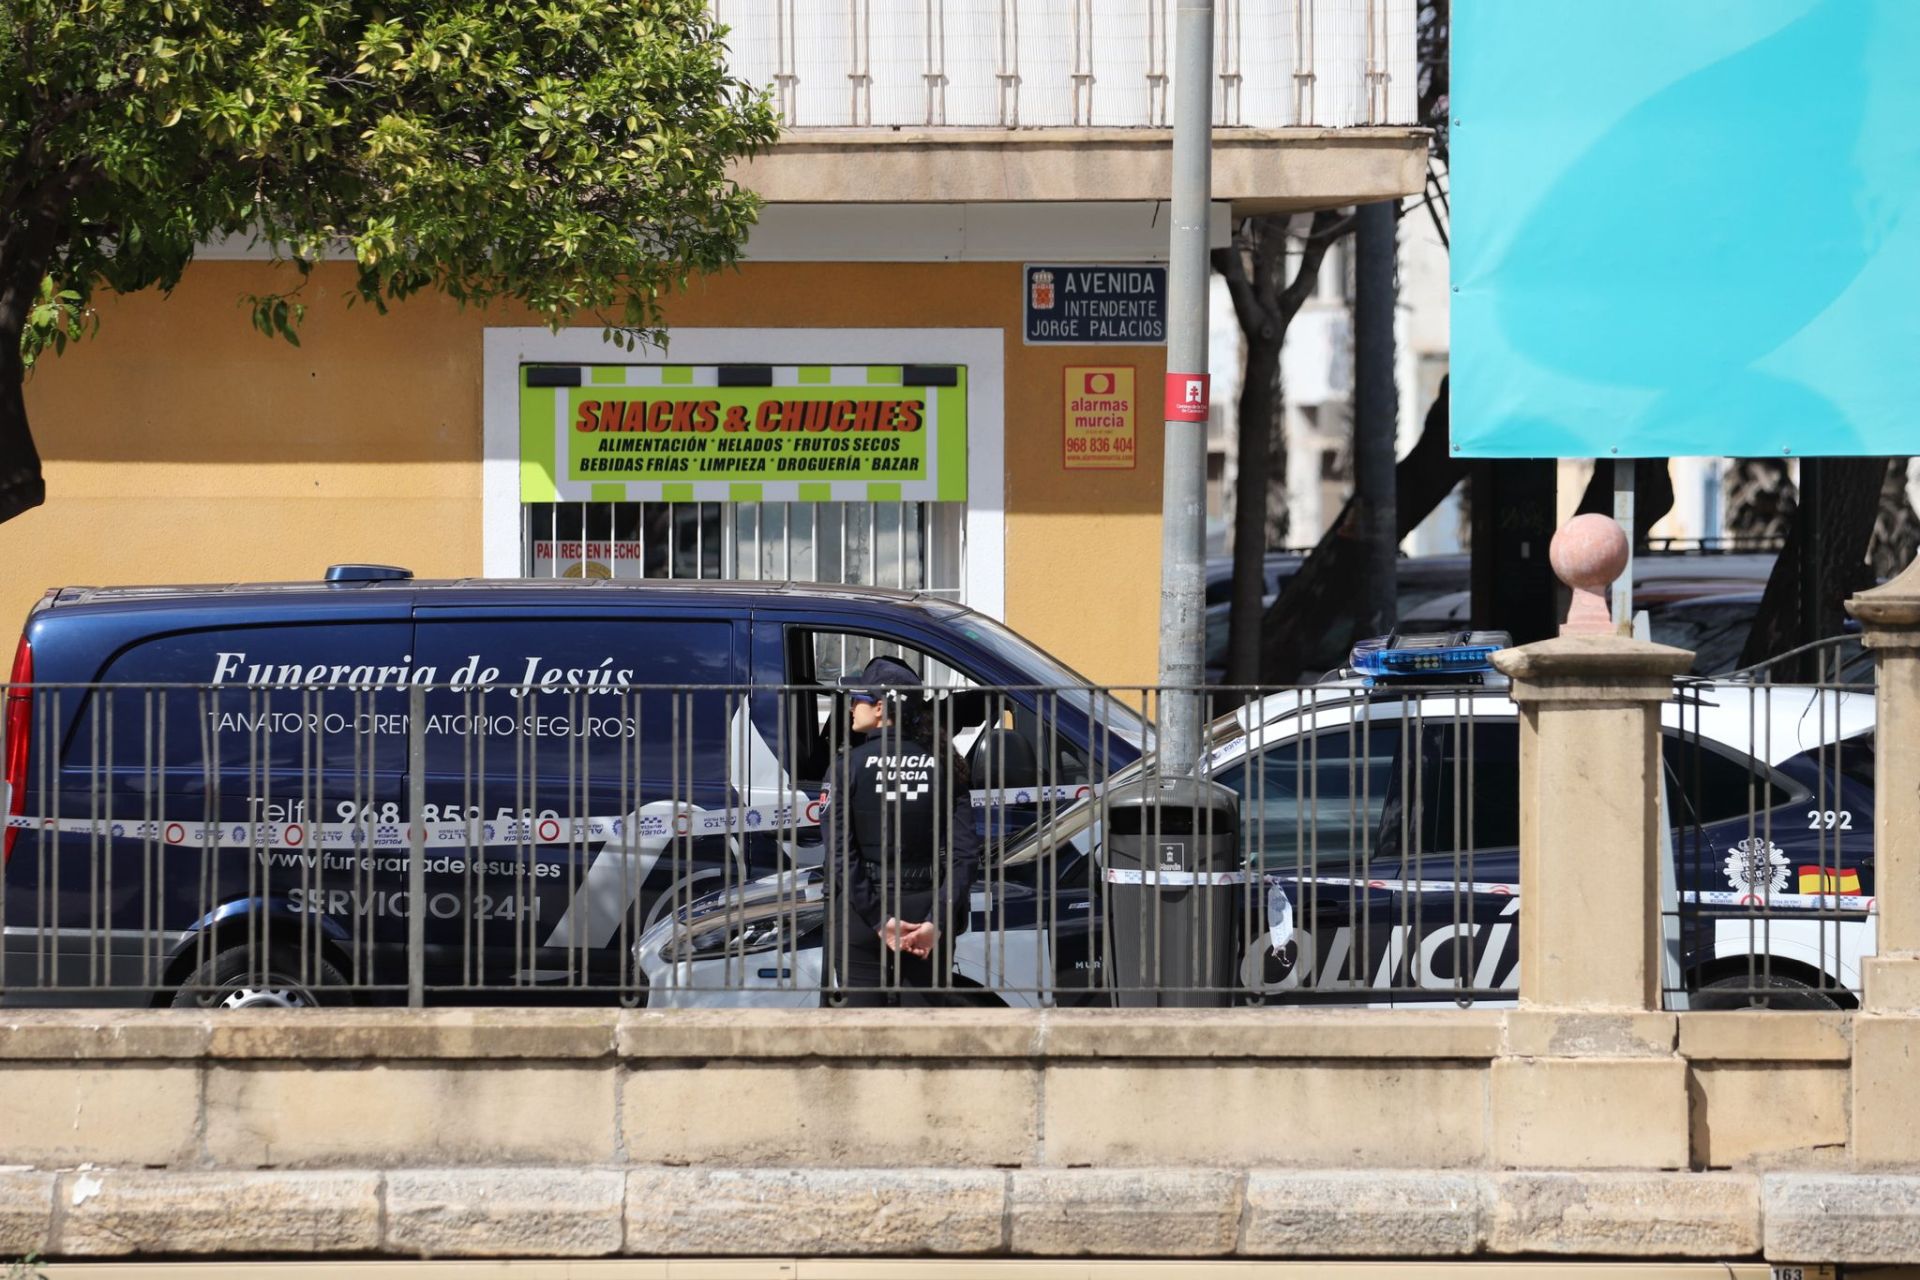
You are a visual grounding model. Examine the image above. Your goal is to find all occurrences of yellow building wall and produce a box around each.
[3,261,1168,686]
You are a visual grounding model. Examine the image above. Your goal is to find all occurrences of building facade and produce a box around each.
[4,1,1426,686]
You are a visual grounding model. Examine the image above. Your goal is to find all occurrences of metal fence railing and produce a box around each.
[1663,636,1875,1011]
[0,667,1879,1011]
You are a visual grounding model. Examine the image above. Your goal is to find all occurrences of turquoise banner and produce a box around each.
[1451,0,1920,458]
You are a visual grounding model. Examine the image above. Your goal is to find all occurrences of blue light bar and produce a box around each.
[1349,630,1513,685]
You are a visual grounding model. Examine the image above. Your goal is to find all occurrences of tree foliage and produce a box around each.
[0,0,779,522]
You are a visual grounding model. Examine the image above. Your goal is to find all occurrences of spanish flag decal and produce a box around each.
[1797,865,1861,895]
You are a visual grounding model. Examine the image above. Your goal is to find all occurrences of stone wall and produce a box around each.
[0,1005,1911,1264]
[5,565,1920,1264]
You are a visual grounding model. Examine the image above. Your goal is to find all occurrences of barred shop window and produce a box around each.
[523,500,963,600]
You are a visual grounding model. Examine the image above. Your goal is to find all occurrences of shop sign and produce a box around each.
[530,541,638,578]
[1063,366,1136,470]
[1025,265,1166,344]
[519,364,967,503]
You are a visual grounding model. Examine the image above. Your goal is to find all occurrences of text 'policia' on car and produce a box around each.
[644,630,1877,1010]
[0,565,1149,1007]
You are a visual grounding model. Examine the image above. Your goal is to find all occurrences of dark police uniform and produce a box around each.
[820,659,982,1006]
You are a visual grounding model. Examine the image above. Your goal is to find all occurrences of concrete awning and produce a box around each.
[733,127,1431,214]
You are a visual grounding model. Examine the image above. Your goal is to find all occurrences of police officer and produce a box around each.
[820,656,981,1006]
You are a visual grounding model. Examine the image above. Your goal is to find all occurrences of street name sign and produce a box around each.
[1025,265,1167,345]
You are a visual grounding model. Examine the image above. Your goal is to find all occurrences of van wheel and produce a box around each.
[170,945,345,1010]
[1689,974,1841,1011]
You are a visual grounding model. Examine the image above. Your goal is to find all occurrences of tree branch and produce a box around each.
[1210,238,1271,340]
[1250,217,1287,306]
[1276,208,1348,324]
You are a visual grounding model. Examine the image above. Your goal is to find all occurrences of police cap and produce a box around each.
[838,655,922,703]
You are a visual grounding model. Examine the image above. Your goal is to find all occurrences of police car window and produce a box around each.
[1215,724,1396,869]
[1423,719,1521,856]
[1837,729,1873,791]
[1660,732,1791,827]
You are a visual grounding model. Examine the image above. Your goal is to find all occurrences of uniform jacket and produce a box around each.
[819,730,983,937]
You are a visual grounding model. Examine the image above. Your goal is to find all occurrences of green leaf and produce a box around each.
[6,0,779,425]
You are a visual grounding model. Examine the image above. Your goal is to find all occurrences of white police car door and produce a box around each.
[1217,717,1403,999]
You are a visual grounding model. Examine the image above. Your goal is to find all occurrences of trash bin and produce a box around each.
[1100,773,1241,1008]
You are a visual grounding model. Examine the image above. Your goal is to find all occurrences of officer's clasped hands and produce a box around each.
[881,916,939,959]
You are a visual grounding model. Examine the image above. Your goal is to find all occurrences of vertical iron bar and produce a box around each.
[407,684,427,1008]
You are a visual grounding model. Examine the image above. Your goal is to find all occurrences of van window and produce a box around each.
[789,627,977,691]
[774,626,986,788]
[413,618,734,799]
[84,623,415,797]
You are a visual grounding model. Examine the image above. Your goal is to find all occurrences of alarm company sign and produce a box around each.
[1025,264,1167,345]
[1063,366,1136,470]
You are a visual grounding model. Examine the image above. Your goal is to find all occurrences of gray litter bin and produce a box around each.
[1101,773,1241,1008]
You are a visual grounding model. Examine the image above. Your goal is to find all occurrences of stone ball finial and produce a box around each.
[1551,512,1630,635]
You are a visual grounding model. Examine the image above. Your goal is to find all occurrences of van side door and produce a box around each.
[409,605,745,992]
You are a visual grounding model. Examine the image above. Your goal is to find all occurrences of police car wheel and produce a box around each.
[1689,974,1840,1011]
[169,945,343,1010]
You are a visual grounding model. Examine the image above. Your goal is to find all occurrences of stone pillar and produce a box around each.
[1491,635,1693,1009]
[1844,561,1920,1165]
[1487,518,1695,1169]
[1496,514,1696,1009]
[1845,560,1920,1009]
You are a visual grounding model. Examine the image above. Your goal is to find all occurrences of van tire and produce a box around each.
[169,944,345,1010]
[1689,973,1841,1011]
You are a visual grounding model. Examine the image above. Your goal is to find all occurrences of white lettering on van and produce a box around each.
[208,650,627,694]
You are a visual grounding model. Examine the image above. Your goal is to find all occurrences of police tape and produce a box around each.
[1103,867,1254,886]
[3,811,682,851]
[1102,868,1310,887]
[1100,871,1877,915]
[1681,888,1875,912]
[1,780,1109,852]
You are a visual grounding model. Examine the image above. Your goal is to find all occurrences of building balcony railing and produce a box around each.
[713,0,1419,131]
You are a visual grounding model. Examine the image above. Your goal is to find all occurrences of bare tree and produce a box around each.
[1416,0,1450,248]
[1739,459,1883,673]
[1871,459,1920,579]
[1211,209,1352,692]
[1723,459,1797,544]
[1258,380,1468,683]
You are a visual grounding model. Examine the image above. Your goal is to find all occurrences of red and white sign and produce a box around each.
[1164,373,1210,423]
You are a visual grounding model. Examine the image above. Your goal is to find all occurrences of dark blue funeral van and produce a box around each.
[1,566,1148,1007]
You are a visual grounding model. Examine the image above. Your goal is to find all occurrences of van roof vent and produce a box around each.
[325,564,414,584]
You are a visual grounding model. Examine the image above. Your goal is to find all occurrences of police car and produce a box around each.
[1,568,1149,1007]
[638,631,1876,1009]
